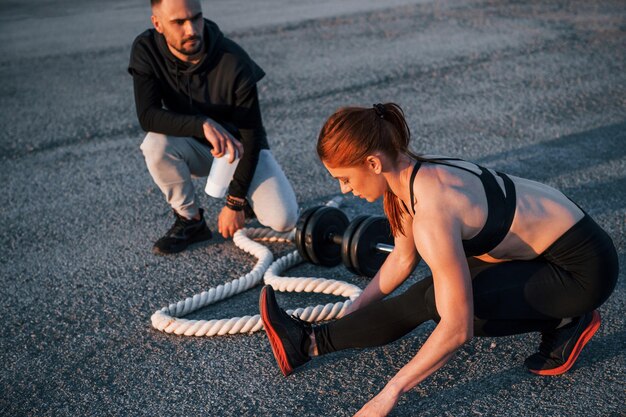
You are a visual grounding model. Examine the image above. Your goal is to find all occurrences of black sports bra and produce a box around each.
[402,158,516,257]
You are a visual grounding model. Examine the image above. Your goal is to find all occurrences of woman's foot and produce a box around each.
[525,310,601,376]
[259,285,312,376]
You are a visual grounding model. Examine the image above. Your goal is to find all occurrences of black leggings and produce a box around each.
[314,214,618,355]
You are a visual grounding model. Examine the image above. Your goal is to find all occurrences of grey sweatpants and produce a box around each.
[140,132,298,232]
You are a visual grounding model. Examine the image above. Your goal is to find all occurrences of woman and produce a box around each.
[259,103,618,416]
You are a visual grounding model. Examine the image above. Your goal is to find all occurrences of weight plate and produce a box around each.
[350,216,393,277]
[295,206,322,264]
[341,215,370,275]
[304,206,349,266]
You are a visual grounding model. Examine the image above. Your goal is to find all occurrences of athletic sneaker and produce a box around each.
[153,208,212,255]
[524,310,601,376]
[259,285,311,376]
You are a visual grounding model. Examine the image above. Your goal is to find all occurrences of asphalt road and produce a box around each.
[1,0,625,416]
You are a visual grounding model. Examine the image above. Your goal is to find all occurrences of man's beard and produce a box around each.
[175,36,203,56]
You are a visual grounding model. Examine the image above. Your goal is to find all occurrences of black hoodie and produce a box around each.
[128,19,269,199]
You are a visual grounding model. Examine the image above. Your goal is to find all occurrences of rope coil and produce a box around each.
[151,197,362,337]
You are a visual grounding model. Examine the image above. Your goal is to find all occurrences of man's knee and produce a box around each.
[274,210,298,232]
[140,132,172,161]
[256,203,298,232]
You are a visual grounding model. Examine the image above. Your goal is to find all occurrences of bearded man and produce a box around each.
[128,0,298,254]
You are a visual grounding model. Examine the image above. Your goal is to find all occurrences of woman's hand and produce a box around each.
[354,389,400,417]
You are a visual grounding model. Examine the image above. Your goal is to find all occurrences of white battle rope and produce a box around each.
[150,197,363,337]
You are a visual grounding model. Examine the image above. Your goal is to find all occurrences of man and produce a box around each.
[128,0,298,254]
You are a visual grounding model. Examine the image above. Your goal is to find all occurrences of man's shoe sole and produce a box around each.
[530,310,601,376]
[260,286,293,377]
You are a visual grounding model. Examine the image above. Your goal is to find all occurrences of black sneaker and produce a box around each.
[524,310,601,376]
[152,208,212,255]
[259,285,311,376]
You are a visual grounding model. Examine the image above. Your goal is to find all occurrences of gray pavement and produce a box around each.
[1,0,625,416]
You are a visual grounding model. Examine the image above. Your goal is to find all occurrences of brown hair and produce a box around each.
[317,103,428,237]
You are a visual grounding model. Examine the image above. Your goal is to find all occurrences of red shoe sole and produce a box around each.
[260,287,293,377]
[530,310,601,376]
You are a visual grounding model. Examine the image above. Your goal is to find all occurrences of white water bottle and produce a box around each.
[205,151,240,198]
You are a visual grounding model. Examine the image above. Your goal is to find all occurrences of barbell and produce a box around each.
[295,206,394,277]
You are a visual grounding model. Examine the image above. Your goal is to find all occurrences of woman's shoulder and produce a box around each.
[411,166,471,215]
[419,155,483,176]
[410,156,489,232]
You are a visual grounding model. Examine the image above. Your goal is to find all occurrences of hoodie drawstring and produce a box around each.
[174,62,179,91]
[172,61,193,111]
[187,77,192,109]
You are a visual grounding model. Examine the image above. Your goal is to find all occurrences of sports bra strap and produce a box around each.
[408,161,422,215]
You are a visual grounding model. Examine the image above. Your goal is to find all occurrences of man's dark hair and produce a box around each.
[151,0,161,7]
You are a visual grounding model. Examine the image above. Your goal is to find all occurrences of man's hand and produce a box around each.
[217,206,245,238]
[202,119,244,163]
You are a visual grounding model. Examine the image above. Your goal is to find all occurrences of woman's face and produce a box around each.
[323,158,386,202]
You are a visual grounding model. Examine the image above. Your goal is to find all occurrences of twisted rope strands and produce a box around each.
[150,197,361,337]
[263,251,361,323]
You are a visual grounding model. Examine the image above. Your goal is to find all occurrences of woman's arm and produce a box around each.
[345,214,421,314]
[355,205,474,416]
